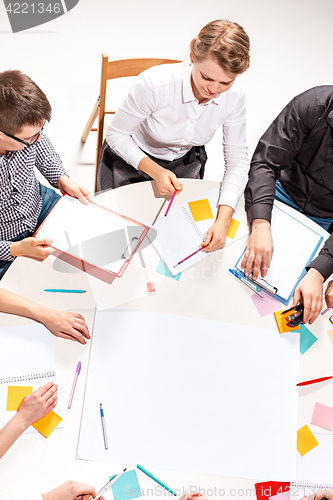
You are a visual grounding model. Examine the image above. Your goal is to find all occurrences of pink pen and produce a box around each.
[68,361,81,409]
[321,307,332,315]
[177,245,208,265]
[164,190,177,216]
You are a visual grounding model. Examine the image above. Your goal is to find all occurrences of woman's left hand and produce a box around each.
[202,205,234,252]
[202,220,227,252]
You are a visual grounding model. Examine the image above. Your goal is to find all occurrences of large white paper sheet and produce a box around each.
[77,305,299,481]
[295,433,333,484]
[149,187,248,275]
[235,204,323,303]
[0,324,62,432]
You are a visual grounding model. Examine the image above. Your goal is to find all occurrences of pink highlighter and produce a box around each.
[68,361,81,409]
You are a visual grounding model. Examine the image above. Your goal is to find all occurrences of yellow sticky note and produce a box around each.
[327,330,333,346]
[297,424,319,456]
[188,199,214,222]
[31,411,62,438]
[274,309,300,334]
[7,386,33,411]
[226,218,241,239]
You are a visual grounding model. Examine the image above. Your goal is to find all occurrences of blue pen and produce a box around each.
[229,268,263,298]
[137,464,176,496]
[44,289,86,293]
[100,404,108,450]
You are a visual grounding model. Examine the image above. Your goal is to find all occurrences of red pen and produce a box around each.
[296,376,333,387]
[177,245,209,265]
[164,189,177,216]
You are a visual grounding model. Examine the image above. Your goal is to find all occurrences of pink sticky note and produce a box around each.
[251,292,282,317]
[311,402,333,431]
[269,493,290,500]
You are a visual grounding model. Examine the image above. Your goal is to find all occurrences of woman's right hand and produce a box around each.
[154,167,183,196]
[17,381,58,429]
[138,156,182,196]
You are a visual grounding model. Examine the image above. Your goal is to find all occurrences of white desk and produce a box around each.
[0,179,331,499]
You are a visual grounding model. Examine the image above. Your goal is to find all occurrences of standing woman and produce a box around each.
[97,19,250,251]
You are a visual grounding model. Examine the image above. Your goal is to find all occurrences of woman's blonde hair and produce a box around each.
[190,19,250,75]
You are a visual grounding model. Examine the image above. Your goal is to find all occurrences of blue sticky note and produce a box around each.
[299,324,318,355]
[156,259,182,281]
[111,470,142,500]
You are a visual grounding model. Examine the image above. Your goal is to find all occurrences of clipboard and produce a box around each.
[230,204,324,305]
[34,194,150,284]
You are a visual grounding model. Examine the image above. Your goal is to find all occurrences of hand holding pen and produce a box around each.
[41,480,105,500]
[94,469,127,499]
[153,166,182,196]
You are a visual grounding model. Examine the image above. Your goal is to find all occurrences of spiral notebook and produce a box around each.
[148,187,248,275]
[0,324,62,434]
[289,482,333,499]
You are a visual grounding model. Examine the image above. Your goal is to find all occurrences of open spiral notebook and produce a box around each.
[0,324,62,434]
[148,186,248,275]
[290,482,333,498]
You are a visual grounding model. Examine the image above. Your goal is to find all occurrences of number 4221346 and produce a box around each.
[6,3,62,14]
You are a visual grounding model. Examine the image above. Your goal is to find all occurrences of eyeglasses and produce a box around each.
[0,125,44,148]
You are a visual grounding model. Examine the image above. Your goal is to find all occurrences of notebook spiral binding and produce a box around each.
[0,371,56,384]
[181,206,204,240]
[291,482,333,488]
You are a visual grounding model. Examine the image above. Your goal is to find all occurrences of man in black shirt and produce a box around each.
[242,86,333,324]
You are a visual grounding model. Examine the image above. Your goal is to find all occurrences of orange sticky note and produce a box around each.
[274,309,300,334]
[31,411,62,438]
[297,424,319,456]
[7,386,33,411]
[327,329,333,346]
[188,199,214,222]
[226,218,241,239]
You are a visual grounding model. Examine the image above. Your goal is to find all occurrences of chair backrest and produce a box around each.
[103,57,182,80]
[95,55,181,191]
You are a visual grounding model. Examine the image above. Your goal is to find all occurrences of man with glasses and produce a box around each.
[0,70,92,279]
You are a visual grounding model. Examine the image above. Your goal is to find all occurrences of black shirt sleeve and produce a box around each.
[307,233,333,281]
[244,88,318,223]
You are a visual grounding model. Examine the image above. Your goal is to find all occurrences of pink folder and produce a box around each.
[34,194,149,284]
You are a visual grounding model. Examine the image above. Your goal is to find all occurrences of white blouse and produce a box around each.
[106,61,249,209]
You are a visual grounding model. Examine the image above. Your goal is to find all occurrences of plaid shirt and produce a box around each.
[0,134,67,261]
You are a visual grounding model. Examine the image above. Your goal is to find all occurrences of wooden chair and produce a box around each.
[81,55,181,192]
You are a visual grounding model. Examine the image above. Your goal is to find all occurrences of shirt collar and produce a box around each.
[182,63,220,105]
